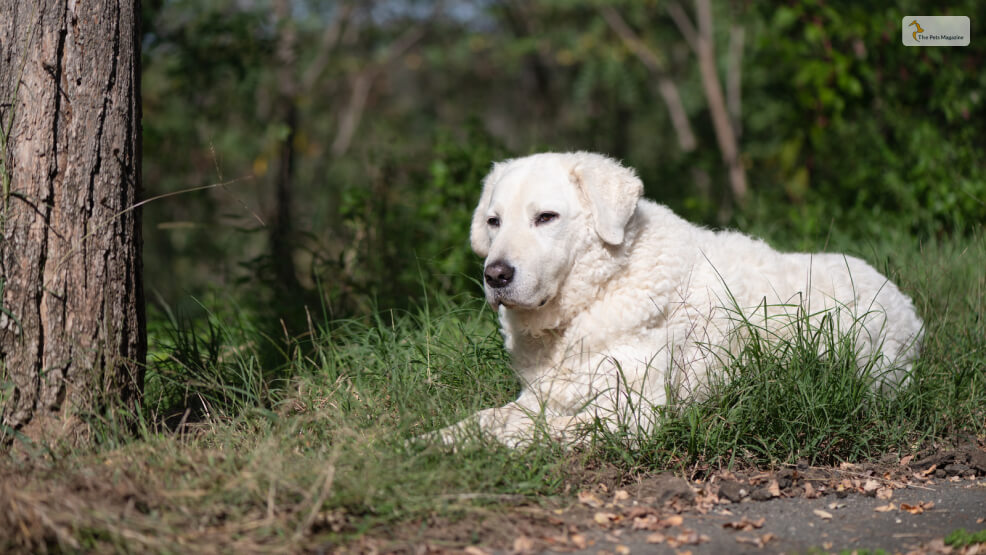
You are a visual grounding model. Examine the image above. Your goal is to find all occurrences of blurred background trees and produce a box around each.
[140,0,985,320]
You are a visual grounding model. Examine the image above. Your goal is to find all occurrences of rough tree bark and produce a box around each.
[0,1,145,445]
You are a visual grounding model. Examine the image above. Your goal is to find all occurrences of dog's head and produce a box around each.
[470,152,643,311]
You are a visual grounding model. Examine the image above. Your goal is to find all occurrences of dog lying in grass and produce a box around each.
[435,152,923,447]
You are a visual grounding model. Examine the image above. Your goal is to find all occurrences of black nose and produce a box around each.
[484,261,515,288]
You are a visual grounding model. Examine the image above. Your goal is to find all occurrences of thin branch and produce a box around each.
[301,3,354,93]
[655,80,698,153]
[330,23,428,157]
[690,0,748,203]
[667,1,699,54]
[599,6,665,73]
[47,176,255,279]
[727,25,744,139]
[599,6,697,152]
[331,73,371,157]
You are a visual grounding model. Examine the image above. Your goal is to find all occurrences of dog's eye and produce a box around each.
[487,217,500,227]
[535,212,558,225]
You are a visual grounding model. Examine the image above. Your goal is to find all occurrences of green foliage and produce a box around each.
[144,296,279,424]
[946,528,986,548]
[746,0,986,235]
[140,0,986,320]
[324,123,508,312]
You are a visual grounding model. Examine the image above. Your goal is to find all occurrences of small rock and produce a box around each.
[945,463,970,477]
[718,480,749,503]
[965,448,986,474]
[750,487,775,501]
[638,474,696,506]
[935,469,947,479]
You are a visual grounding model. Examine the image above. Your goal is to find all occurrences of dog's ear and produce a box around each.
[470,160,511,258]
[569,152,643,245]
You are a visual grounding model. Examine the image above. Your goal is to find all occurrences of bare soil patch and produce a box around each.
[3,442,985,554]
[337,442,986,554]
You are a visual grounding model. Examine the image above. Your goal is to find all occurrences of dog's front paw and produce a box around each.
[408,424,462,450]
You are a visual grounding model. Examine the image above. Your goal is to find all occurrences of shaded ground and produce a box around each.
[349,445,986,554]
[3,444,985,553]
[568,476,986,554]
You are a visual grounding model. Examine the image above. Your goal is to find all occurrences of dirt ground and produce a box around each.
[3,444,985,553]
[349,444,986,554]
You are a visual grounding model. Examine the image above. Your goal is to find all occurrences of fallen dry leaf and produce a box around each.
[645,533,666,544]
[512,536,535,554]
[614,545,631,555]
[900,501,934,514]
[613,490,631,503]
[813,509,833,520]
[900,454,914,466]
[594,512,619,526]
[578,491,603,508]
[723,517,766,531]
[464,547,489,555]
[632,514,683,530]
[828,501,846,510]
[735,533,777,548]
[632,515,660,530]
[877,487,894,500]
[570,534,587,549]
[665,530,709,548]
[863,479,881,493]
[803,482,818,498]
[647,530,708,547]
[874,503,896,512]
[920,464,938,477]
[625,506,657,519]
[767,479,782,497]
[545,535,567,546]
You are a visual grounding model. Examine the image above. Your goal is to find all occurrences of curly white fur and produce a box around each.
[440,152,923,447]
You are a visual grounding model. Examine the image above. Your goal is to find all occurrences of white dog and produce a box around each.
[438,152,923,447]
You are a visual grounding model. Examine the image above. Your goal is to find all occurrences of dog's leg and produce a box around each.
[427,391,554,447]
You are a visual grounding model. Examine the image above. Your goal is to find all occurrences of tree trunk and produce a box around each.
[0,0,145,446]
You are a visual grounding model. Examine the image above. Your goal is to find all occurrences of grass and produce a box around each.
[946,528,986,548]
[1,228,984,552]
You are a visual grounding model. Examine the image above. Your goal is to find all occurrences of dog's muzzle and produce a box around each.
[484,260,515,289]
